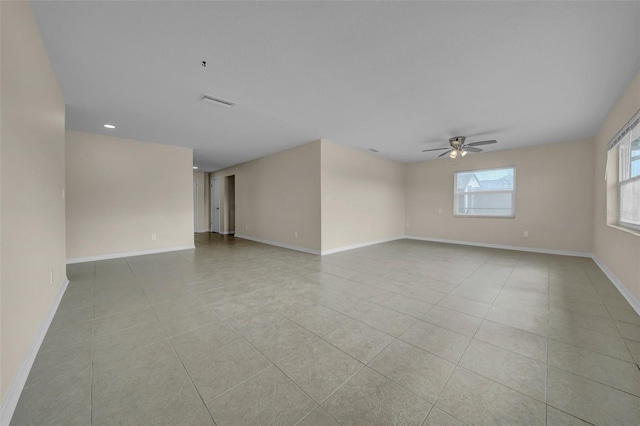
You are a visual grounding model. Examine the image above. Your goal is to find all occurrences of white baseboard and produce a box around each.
[1,276,69,426]
[405,235,592,258]
[234,234,321,255]
[66,245,196,264]
[321,236,404,255]
[592,255,640,316]
[219,231,235,235]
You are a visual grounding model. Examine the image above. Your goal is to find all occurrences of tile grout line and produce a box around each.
[124,257,220,426]
[206,299,339,424]
[545,259,550,426]
[90,261,96,426]
[302,250,565,421]
[414,250,522,426]
[262,243,632,419]
[304,250,624,406]
[59,240,639,426]
[206,275,406,425]
[213,319,330,424]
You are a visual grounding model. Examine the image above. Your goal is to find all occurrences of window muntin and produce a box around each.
[454,167,515,218]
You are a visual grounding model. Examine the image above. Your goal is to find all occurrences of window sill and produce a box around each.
[607,224,640,237]
[453,215,516,219]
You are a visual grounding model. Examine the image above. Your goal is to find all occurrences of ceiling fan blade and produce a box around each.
[465,139,497,147]
[422,147,450,152]
[464,128,505,139]
[438,149,452,157]
[463,147,483,153]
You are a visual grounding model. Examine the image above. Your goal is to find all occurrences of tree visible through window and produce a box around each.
[454,167,515,217]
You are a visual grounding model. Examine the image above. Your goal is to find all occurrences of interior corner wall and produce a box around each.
[65,130,194,260]
[592,69,640,304]
[193,171,209,232]
[0,0,66,405]
[320,140,405,252]
[405,138,595,254]
[211,140,322,252]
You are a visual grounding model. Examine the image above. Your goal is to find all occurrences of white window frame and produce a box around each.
[618,128,640,231]
[453,166,516,218]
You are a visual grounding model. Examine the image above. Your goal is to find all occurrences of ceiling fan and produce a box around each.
[422,136,497,158]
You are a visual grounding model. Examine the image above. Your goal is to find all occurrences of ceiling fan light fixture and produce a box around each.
[426,135,498,158]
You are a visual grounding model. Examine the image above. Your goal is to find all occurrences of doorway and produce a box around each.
[211,177,220,233]
[225,175,235,234]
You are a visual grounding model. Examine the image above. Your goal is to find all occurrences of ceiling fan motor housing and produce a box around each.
[450,136,466,149]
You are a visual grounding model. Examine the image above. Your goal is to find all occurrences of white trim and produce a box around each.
[195,229,211,233]
[405,235,592,258]
[1,276,69,426]
[219,231,234,235]
[66,245,196,264]
[320,236,404,255]
[592,255,640,316]
[606,223,640,237]
[234,234,321,255]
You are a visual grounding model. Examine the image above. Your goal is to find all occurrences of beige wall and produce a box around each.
[66,130,194,260]
[406,139,594,253]
[593,70,640,302]
[1,0,66,401]
[193,171,209,232]
[321,140,405,251]
[211,141,322,251]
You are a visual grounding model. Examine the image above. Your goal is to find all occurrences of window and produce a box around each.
[618,120,640,230]
[454,167,515,218]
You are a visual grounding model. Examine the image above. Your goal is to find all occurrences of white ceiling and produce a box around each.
[31,1,640,171]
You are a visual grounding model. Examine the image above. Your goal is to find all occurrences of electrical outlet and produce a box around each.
[523,231,529,237]
[406,223,410,228]
[294,231,298,238]
[438,208,443,214]
[151,233,157,241]
[245,225,248,231]
[62,188,65,199]
[50,269,53,285]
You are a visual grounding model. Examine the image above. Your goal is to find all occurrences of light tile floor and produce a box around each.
[11,235,640,425]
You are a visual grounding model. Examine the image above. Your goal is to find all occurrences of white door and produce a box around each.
[193,180,198,232]
[211,178,220,233]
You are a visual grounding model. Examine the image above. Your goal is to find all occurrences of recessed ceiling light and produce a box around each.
[104,124,115,129]
[193,166,198,170]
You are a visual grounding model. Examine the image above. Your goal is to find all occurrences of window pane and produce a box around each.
[631,137,640,179]
[456,168,514,193]
[620,179,640,227]
[456,193,513,216]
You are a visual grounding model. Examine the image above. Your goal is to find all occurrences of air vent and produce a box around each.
[201,94,236,109]
[369,148,379,153]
